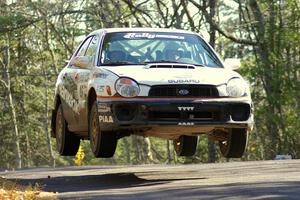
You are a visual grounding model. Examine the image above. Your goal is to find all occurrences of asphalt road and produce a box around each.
[1,160,300,200]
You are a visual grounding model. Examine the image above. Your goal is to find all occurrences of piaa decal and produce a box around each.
[99,115,114,123]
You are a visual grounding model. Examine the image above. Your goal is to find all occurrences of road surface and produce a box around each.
[1,160,300,199]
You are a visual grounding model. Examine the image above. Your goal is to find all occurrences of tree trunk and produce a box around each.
[131,135,140,164]
[123,137,131,164]
[3,42,22,169]
[207,0,217,163]
[44,75,55,167]
[248,0,281,159]
[143,137,153,163]
[24,132,32,167]
[166,140,171,164]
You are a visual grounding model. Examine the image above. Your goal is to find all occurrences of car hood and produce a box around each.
[102,65,241,86]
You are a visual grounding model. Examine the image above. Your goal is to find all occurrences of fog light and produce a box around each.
[115,104,136,121]
[231,104,250,121]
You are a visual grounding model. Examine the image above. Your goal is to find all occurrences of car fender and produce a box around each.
[88,67,120,99]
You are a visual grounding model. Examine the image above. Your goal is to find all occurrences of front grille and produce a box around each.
[148,111,220,121]
[148,85,218,97]
[149,111,180,120]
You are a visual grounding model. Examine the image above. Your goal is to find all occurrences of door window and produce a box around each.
[85,35,100,64]
[76,37,93,56]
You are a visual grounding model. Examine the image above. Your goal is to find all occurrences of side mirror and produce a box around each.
[224,58,241,70]
[70,56,91,69]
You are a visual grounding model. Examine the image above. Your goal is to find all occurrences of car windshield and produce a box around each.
[99,32,223,68]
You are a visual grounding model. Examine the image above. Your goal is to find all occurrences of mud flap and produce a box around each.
[51,109,56,138]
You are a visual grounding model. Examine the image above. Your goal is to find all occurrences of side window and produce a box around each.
[85,35,99,64]
[85,35,99,56]
[76,37,93,56]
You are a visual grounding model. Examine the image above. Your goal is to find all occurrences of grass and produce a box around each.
[0,177,57,200]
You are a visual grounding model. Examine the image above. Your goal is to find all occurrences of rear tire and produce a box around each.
[173,135,198,156]
[89,100,117,158]
[55,104,80,156]
[219,128,248,158]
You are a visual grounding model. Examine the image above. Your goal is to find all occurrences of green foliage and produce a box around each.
[0,13,27,29]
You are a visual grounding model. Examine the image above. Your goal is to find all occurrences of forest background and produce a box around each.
[0,0,299,169]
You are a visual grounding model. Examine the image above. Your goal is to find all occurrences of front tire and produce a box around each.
[55,104,80,156]
[173,135,198,156]
[89,100,117,158]
[219,128,248,158]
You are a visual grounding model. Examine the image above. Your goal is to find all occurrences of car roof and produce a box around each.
[89,27,198,36]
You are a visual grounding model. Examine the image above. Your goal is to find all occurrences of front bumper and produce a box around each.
[97,97,253,132]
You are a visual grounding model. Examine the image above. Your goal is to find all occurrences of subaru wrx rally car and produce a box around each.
[51,28,253,158]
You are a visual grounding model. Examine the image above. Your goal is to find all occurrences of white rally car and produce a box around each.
[51,28,253,159]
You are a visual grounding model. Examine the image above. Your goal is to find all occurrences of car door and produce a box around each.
[60,36,93,131]
[74,35,100,131]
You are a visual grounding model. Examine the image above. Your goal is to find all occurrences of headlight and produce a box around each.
[115,78,140,97]
[226,78,246,97]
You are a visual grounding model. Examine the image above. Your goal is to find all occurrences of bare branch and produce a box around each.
[155,0,168,27]
[168,0,183,28]
[0,79,8,88]
[189,0,258,46]
[0,57,6,69]
[181,0,195,31]
[121,0,160,27]
[0,10,84,33]
[47,21,73,55]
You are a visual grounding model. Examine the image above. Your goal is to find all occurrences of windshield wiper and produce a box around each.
[143,60,205,67]
[102,61,137,66]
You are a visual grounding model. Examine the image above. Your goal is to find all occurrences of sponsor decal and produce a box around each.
[96,85,112,95]
[94,73,109,79]
[97,85,105,93]
[124,33,184,40]
[168,80,200,84]
[78,84,88,98]
[78,72,90,82]
[74,72,80,79]
[97,103,111,113]
[178,106,194,111]
[106,86,112,96]
[99,115,114,123]
[59,85,80,113]
[178,122,194,126]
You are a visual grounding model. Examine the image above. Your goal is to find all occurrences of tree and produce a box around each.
[0,37,22,169]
